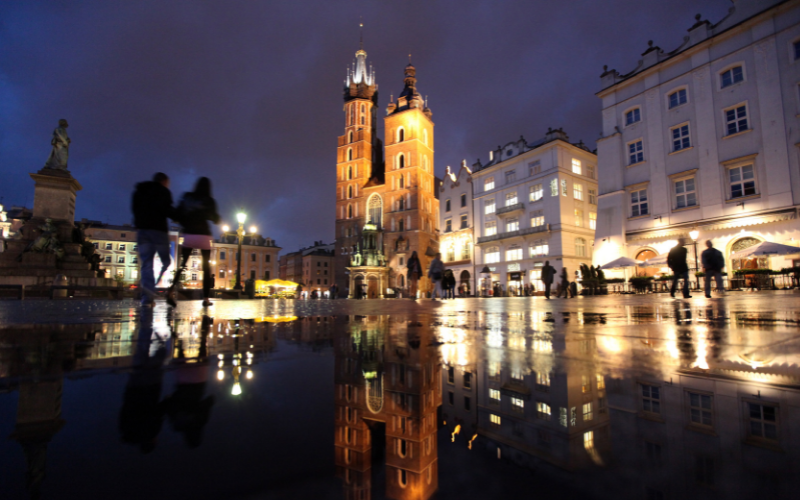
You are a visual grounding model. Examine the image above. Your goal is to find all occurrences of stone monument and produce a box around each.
[0,120,113,289]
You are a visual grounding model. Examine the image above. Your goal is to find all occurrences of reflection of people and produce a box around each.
[668,238,691,299]
[407,251,422,299]
[428,252,445,299]
[119,308,169,453]
[701,240,725,298]
[44,119,71,170]
[541,261,556,299]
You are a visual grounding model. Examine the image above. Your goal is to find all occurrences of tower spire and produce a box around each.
[359,19,364,50]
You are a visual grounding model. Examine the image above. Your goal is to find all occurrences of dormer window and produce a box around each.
[506,149,513,157]
[625,108,641,126]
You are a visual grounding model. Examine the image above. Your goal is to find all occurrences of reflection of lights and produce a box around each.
[598,336,623,354]
[468,434,478,450]
[222,225,230,232]
[218,360,224,368]
[217,354,224,359]
[217,370,224,381]
[693,326,709,370]
[231,383,242,396]
[246,370,253,380]
[451,424,461,442]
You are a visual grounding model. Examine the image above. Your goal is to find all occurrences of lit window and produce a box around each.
[105,243,112,250]
[574,209,584,228]
[131,269,139,279]
[583,402,593,421]
[747,403,778,441]
[725,105,748,135]
[536,371,550,387]
[588,188,597,205]
[668,88,687,108]
[485,247,500,264]
[530,183,543,202]
[529,160,541,175]
[505,170,516,183]
[537,402,551,420]
[584,431,594,450]
[561,179,567,196]
[529,241,549,257]
[675,177,697,209]
[575,237,587,257]
[506,246,522,261]
[625,108,641,125]
[631,188,649,217]
[505,192,518,206]
[485,199,495,215]
[642,384,660,414]
[550,178,558,196]
[398,469,408,487]
[490,414,501,426]
[531,212,544,228]
[116,269,124,277]
[559,408,568,427]
[460,214,468,229]
[729,165,756,199]
[485,221,497,236]
[589,212,597,229]
[573,183,583,200]
[489,388,501,402]
[348,148,353,161]
[571,158,582,175]
[119,243,126,251]
[688,392,713,427]
[721,66,743,88]
[506,218,519,232]
[512,398,524,412]
[671,124,691,151]
[596,375,605,390]
[484,177,495,191]
[628,140,644,165]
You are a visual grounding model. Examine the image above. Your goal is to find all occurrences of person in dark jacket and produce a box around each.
[557,267,574,298]
[701,240,725,298]
[428,253,445,299]
[541,261,556,299]
[668,238,691,298]
[132,172,177,306]
[170,177,220,307]
[407,251,422,299]
[443,269,456,299]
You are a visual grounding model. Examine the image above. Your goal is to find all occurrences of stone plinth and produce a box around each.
[29,169,82,223]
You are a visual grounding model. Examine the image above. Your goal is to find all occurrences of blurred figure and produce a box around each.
[701,240,725,298]
[428,252,445,299]
[443,269,456,299]
[171,177,220,307]
[541,261,556,299]
[558,267,574,298]
[407,251,422,299]
[668,238,692,298]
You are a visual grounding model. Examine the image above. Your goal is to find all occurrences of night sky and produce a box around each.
[0,0,731,252]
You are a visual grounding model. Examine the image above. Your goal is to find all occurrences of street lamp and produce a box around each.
[234,212,246,290]
[689,228,700,271]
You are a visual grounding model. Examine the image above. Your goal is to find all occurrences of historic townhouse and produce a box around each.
[438,161,475,294]
[594,0,800,275]
[472,129,598,295]
[210,233,280,289]
[84,222,142,283]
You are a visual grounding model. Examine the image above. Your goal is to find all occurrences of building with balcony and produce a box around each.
[210,233,280,289]
[471,129,598,295]
[593,0,800,276]
[438,160,475,294]
[279,241,336,297]
[83,222,142,284]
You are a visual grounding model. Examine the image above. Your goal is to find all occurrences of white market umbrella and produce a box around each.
[731,241,800,258]
[599,256,642,269]
[643,253,669,267]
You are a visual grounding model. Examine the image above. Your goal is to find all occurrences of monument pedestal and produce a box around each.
[30,168,82,223]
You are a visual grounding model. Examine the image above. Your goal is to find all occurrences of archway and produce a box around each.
[635,249,658,277]
[367,193,383,229]
[459,270,471,296]
[367,275,379,299]
[730,236,767,271]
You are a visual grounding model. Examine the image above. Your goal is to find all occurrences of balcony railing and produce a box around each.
[496,202,525,216]
[477,224,549,244]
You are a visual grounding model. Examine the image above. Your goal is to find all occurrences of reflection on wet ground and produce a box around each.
[1,294,799,499]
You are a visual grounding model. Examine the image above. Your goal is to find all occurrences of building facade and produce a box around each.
[593,0,800,276]
[83,222,141,283]
[471,129,598,295]
[438,161,475,295]
[334,40,440,298]
[279,241,336,297]
[209,233,280,289]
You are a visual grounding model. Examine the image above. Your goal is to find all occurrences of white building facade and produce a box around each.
[594,0,800,276]
[472,130,598,295]
[438,161,475,295]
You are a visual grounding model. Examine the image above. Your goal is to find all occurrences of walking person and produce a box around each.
[428,252,445,299]
[443,269,456,299]
[407,251,422,299]
[701,240,725,298]
[170,177,220,308]
[668,238,692,298]
[132,172,178,307]
[557,267,574,298]
[541,260,556,299]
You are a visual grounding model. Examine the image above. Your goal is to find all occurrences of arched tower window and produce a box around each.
[360,104,366,125]
[347,165,353,180]
[398,154,405,169]
[348,185,353,199]
[347,204,353,218]
[398,218,405,231]
[347,148,353,161]
[367,194,383,229]
[349,104,355,126]
[423,129,428,146]
[398,127,405,143]
[423,155,428,172]
[348,131,353,143]
[399,175,405,188]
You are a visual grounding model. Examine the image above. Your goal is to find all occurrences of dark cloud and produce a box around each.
[0,0,731,251]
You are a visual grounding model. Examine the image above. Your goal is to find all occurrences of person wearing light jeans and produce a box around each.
[701,240,725,298]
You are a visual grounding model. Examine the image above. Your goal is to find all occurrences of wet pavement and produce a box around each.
[1,292,799,499]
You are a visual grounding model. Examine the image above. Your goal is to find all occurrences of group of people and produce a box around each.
[667,238,725,298]
[132,173,219,307]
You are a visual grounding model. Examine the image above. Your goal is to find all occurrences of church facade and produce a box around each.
[334,42,440,298]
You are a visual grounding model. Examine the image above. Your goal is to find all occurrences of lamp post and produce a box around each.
[689,228,700,290]
[234,212,246,290]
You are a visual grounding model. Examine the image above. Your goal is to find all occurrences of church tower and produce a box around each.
[335,36,379,295]
[382,63,439,294]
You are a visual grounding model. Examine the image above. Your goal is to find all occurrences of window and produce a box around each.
[506,218,519,232]
[725,104,748,135]
[105,243,112,250]
[625,108,641,125]
[489,389,501,402]
[505,170,516,183]
[506,245,522,261]
[675,177,697,209]
[445,219,452,233]
[93,242,99,249]
[131,269,138,279]
[220,270,226,278]
[347,148,353,161]
[266,254,271,262]
[688,392,713,427]
[512,398,524,412]
[530,183,543,202]
[531,211,544,228]
[133,244,138,251]
[571,158,582,175]
[448,391,454,405]
[529,160,541,175]
[485,247,500,264]
[464,372,472,389]
[347,165,353,180]
[119,244,126,251]
[530,241,548,257]
[574,209,584,228]
[573,183,583,200]
[628,140,644,165]
[582,375,591,393]
[490,414,501,426]
[192,273,198,281]
[117,256,125,264]
[464,396,471,411]
[536,371,550,387]
[397,127,405,142]
[104,256,112,263]
[631,188,649,217]
[575,237,586,257]
[747,402,778,441]
[265,271,271,280]
[729,164,756,198]
[485,199,495,215]
[484,177,495,191]
[589,212,597,229]
[460,214,468,229]
[671,124,691,151]
[668,88,687,108]
[485,221,497,236]
[398,154,405,169]
[220,251,226,260]
[589,188,597,205]
[251,253,256,262]
[505,192,518,207]
[795,40,800,60]
[132,257,138,264]
[251,271,256,280]
[460,193,466,207]
[695,456,715,486]
[445,199,451,212]
[398,469,408,487]
[587,165,595,179]
[550,178,558,196]
[561,179,567,196]
[537,402,551,420]
[721,65,744,88]
[583,403,593,421]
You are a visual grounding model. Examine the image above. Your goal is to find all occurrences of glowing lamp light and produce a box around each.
[217,370,224,381]
[249,226,257,234]
[231,382,242,396]
[689,229,700,241]
[236,212,247,224]
[222,225,229,233]
[246,370,253,380]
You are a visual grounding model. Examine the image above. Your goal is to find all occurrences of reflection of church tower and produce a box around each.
[335,33,380,295]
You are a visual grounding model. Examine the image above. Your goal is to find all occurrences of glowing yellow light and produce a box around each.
[468,434,478,450]
[451,424,461,442]
[231,382,242,396]
[236,212,246,224]
[222,225,229,232]
[249,226,257,234]
[246,371,253,380]
[217,370,224,381]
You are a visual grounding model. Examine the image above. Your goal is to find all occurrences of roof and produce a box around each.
[472,128,595,173]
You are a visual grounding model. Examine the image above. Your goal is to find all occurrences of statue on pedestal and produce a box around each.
[44,119,71,171]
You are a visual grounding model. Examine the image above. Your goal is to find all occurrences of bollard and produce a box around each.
[53,274,68,298]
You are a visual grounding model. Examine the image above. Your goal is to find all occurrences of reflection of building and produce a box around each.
[209,233,280,289]
[334,316,441,499]
[593,0,800,275]
[334,37,440,298]
[438,162,475,295]
[471,129,598,295]
[83,221,141,283]
[278,241,335,295]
